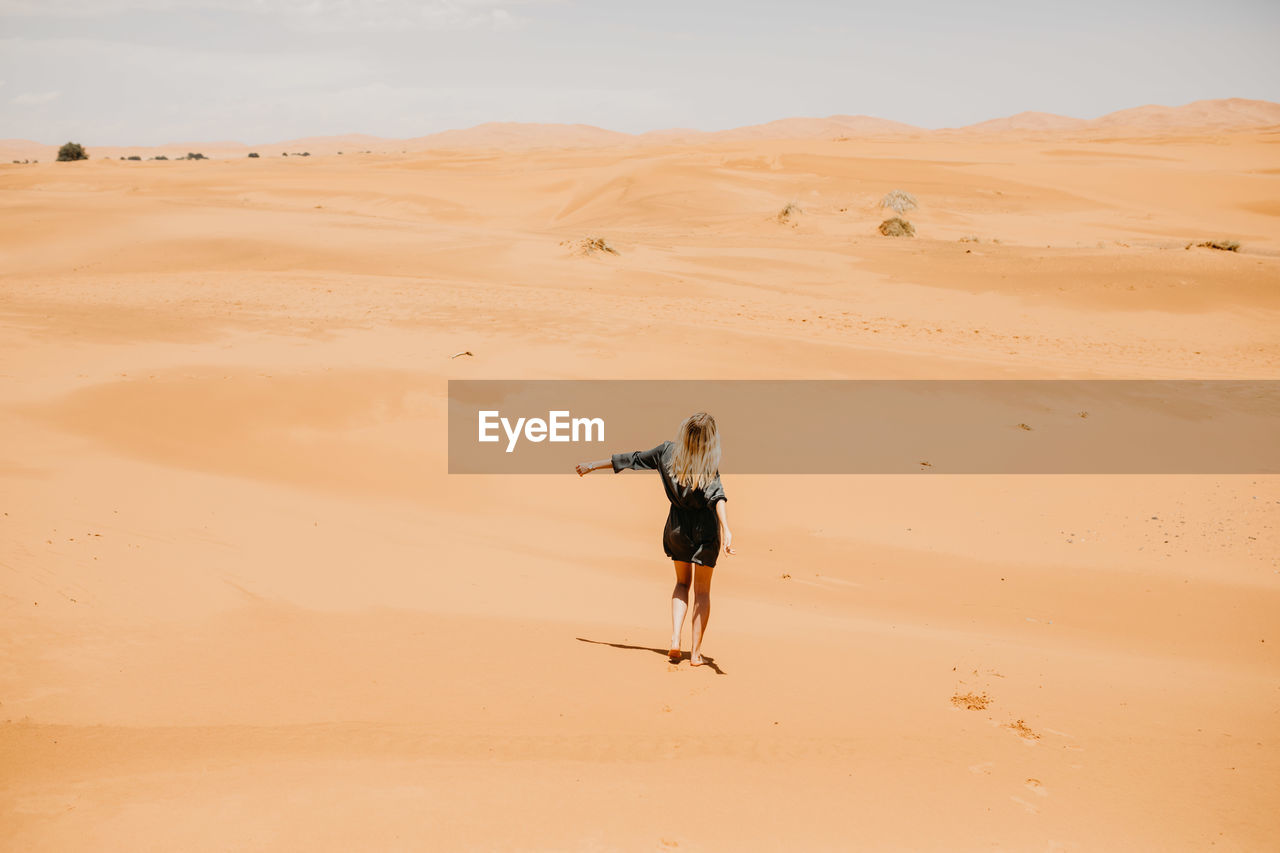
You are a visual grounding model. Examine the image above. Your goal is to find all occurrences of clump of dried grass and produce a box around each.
[1187,239,1240,252]
[878,217,915,237]
[879,189,918,215]
[564,237,619,256]
[776,202,802,223]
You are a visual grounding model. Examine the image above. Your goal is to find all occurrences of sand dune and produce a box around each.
[953,111,1090,133]
[1092,97,1280,131]
[1,123,1278,851]
[410,121,634,150]
[706,114,923,140]
[6,98,1278,163]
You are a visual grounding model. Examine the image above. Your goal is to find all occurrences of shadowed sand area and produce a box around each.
[2,128,1279,851]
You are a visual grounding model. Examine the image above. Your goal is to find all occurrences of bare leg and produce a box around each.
[670,561,692,660]
[690,563,714,666]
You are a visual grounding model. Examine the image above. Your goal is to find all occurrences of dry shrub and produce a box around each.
[776,202,802,223]
[879,217,915,237]
[879,189,918,214]
[565,237,619,256]
[1189,239,1239,252]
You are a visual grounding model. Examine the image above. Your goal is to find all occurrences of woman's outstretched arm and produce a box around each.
[716,499,735,555]
[575,459,612,476]
[580,444,667,476]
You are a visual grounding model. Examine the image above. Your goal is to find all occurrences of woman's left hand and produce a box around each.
[723,529,735,555]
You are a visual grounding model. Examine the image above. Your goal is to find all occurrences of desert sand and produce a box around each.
[2,103,1279,851]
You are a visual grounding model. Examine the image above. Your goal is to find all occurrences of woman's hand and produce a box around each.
[715,500,735,555]
[575,460,605,476]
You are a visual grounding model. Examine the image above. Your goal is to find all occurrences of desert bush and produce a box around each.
[776,202,802,223]
[878,217,915,237]
[565,237,619,256]
[248,152,260,158]
[1191,239,1240,252]
[582,237,618,255]
[879,189,917,215]
[153,155,168,160]
[184,152,207,160]
[127,155,141,161]
[57,141,88,161]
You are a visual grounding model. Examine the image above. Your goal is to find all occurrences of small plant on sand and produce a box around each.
[153,155,168,160]
[878,217,915,237]
[57,141,88,161]
[1004,719,1041,740]
[950,691,992,711]
[248,152,260,158]
[1188,239,1240,252]
[776,201,802,224]
[564,237,618,256]
[127,155,141,161]
[879,189,918,215]
[183,152,207,160]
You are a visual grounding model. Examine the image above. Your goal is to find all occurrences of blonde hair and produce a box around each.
[669,412,720,491]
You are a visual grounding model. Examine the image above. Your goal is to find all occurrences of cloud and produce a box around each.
[11,90,60,105]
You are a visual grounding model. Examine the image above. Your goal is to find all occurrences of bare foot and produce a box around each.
[668,648,681,663]
[690,653,705,667]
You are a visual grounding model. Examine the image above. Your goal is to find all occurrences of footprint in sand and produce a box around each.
[968,761,994,775]
[1025,778,1048,797]
[1010,795,1041,815]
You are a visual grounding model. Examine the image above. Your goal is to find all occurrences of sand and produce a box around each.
[2,114,1278,851]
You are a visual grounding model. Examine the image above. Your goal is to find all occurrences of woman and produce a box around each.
[576,412,735,667]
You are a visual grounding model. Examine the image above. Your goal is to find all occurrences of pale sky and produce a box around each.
[2,0,1278,145]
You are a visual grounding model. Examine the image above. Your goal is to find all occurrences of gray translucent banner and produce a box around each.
[448,380,1280,474]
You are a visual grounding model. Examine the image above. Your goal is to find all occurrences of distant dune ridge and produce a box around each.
[950,111,1091,134]
[4,98,1279,161]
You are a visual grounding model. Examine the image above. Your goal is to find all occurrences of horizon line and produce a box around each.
[5,96,1279,151]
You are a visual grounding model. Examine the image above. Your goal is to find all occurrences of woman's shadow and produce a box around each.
[575,637,726,675]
